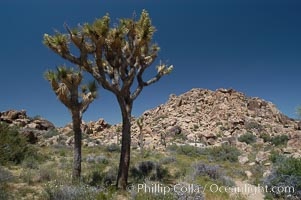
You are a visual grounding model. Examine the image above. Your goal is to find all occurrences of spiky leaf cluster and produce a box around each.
[45,66,97,114]
[43,10,173,101]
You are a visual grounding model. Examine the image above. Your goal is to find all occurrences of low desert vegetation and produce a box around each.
[1,121,299,199]
[238,132,257,144]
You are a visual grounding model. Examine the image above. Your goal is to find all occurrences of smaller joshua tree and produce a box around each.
[297,106,301,119]
[137,117,144,157]
[45,66,97,182]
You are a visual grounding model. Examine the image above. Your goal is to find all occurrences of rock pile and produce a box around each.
[91,88,301,157]
[0,109,55,144]
[3,88,301,158]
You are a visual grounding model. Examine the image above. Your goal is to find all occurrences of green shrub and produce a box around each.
[0,167,13,200]
[84,168,117,187]
[238,132,256,144]
[22,156,40,169]
[0,122,36,165]
[43,129,60,139]
[43,180,104,200]
[167,144,203,157]
[245,121,262,130]
[277,157,301,177]
[264,157,301,199]
[105,143,120,152]
[177,145,201,156]
[259,133,271,142]
[159,156,177,165]
[20,169,37,185]
[166,144,179,152]
[38,166,57,182]
[130,161,169,182]
[270,135,289,146]
[204,144,241,162]
[269,151,285,163]
[191,162,222,180]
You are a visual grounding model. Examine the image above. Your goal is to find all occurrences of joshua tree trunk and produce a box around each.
[116,96,132,189]
[72,107,82,182]
[139,129,144,157]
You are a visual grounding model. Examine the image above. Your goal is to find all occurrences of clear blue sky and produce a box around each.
[1,0,300,127]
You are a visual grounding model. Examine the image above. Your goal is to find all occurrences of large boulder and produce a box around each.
[0,110,27,122]
[32,119,55,130]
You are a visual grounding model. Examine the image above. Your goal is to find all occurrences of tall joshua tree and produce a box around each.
[43,10,173,189]
[45,66,97,182]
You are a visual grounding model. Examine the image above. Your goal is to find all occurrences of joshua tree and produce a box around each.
[297,106,301,119]
[137,117,144,157]
[43,10,173,189]
[115,126,122,144]
[45,66,97,182]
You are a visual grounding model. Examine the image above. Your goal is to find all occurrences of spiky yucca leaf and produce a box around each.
[44,70,57,81]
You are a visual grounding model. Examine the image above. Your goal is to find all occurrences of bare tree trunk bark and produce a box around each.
[116,96,132,190]
[72,109,82,182]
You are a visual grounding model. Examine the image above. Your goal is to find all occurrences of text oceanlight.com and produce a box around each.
[127,183,295,195]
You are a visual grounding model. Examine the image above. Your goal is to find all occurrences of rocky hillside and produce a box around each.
[2,88,300,158]
[0,110,55,144]
[89,88,301,157]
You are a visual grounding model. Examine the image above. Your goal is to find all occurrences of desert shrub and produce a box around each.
[264,157,301,199]
[0,122,36,165]
[102,169,117,186]
[22,156,40,169]
[269,151,286,164]
[238,132,256,144]
[167,144,202,157]
[86,170,103,186]
[245,121,262,130]
[153,165,169,181]
[192,162,221,180]
[178,145,200,156]
[58,157,72,170]
[203,144,241,162]
[130,161,155,181]
[166,144,179,152]
[86,155,109,164]
[159,156,177,165]
[191,162,235,187]
[250,164,264,185]
[130,161,169,182]
[105,143,120,152]
[38,166,57,182]
[276,157,301,177]
[0,167,13,200]
[259,133,271,142]
[20,169,37,185]
[85,168,117,187]
[43,180,104,200]
[43,129,60,139]
[270,135,289,146]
